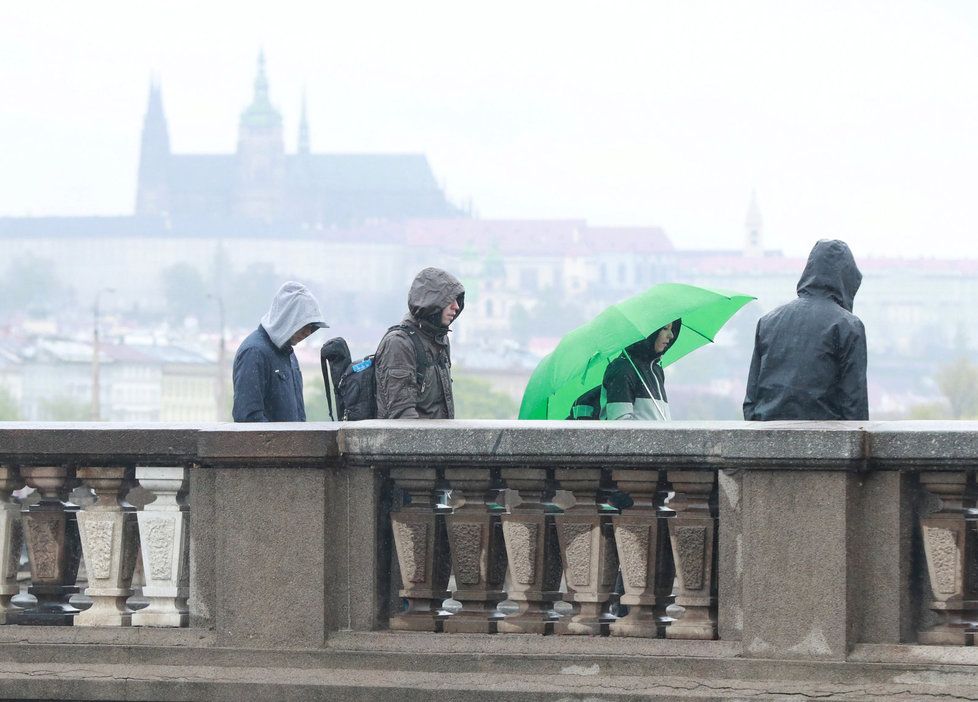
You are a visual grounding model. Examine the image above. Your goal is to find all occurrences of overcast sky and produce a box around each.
[2,0,977,258]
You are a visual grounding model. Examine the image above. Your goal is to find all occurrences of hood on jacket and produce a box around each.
[260,281,328,349]
[407,267,465,329]
[626,319,682,363]
[796,240,862,312]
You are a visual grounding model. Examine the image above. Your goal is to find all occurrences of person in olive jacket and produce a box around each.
[375,267,464,419]
[743,239,868,421]
[232,281,328,422]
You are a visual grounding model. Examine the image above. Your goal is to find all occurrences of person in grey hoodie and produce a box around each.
[232,281,328,422]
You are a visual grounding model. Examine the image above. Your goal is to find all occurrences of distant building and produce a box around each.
[136,52,461,226]
[0,338,218,422]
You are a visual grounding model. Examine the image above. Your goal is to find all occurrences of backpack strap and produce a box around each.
[381,324,431,390]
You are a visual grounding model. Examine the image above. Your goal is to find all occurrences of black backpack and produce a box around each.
[320,325,430,421]
[567,386,602,420]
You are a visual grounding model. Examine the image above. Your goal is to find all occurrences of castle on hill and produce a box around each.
[136,51,461,227]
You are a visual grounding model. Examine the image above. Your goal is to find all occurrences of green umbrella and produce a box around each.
[518,283,755,420]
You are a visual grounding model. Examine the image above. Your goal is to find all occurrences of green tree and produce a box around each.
[453,375,519,419]
[0,254,70,318]
[0,387,22,420]
[908,401,951,420]
[937,357,978,419]
[303,380,340,421]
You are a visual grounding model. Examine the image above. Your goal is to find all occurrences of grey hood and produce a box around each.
[407,267,465,328]
[796,239,862,312]
[260,281,328,349]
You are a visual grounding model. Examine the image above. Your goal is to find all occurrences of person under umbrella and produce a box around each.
[602,320,680,421]
[521,283,753,421]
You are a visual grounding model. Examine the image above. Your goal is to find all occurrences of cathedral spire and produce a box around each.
[254,49,269,103]
[298,89,310,155]
[240,49,282,129]
[135,75,171,215]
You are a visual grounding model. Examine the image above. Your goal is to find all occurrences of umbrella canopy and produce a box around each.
[518,283,755,420]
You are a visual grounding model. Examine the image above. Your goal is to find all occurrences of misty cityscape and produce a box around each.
[2,2,978,423]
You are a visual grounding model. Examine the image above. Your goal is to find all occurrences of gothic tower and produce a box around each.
[292,90,319,224]
[135,78,171,215]
[234,51,285,221]
[744,190,763,257]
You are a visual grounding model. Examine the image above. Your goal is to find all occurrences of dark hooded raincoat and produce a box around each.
[232,281,328,422]
[743,239,868,421]
[602,320,681,420]
[375,268,465,419]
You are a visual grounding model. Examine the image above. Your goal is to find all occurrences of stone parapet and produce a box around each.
[0,420,975,698]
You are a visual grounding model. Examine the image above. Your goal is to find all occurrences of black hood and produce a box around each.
[626,319,682,363]
[796,240,862,312]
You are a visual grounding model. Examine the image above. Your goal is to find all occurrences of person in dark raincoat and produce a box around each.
[743,239,868,421]
[375,267,465,419]
[602,320,681,420]
[232,281,328,422]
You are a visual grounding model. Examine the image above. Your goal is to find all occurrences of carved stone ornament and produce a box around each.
[924,526,959,595]
[503,520,538,585]
[561,522,593,587]
[616,523,650,590]
[24,518,60,581]
[392,520,429,584]
[449,522,484,586]
[144,518,176,581]
[78,518,115,580]
[675,525,707,591]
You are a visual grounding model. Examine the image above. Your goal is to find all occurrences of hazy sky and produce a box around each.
[2,0,977,258]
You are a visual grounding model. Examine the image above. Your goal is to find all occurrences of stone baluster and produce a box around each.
[665,470,718,640]
[553,468,619,635]
[0,465,25,624]
[443,468,507,633]
[19,465,82,625]
[389,467,450,632]
[133,466,190,627]
[74,466,139,626]
[918,471,978,645]
[655,480,677,631]
[610,469,662,638]
[498,468,562,634]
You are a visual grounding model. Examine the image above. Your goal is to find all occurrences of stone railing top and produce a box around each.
[1,420,977,470]
[336,420,869,469]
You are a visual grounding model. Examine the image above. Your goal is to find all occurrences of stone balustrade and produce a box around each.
[0,420,976,659]
[0,462,189,628]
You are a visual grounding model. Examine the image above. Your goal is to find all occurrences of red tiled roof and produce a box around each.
[403,219,673,257]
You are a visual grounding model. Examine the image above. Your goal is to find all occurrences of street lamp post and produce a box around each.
[208,293,228,420]
[90,288,115,421]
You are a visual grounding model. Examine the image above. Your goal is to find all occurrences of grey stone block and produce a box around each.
[189,466,216,629]
[213,466,327,648]
[742,470,853,660]
[717,469,743,641]
[197,423,339,466]
[849,470,913,644]
[0,423,199,464]
[868,420,978,466]
[326,465,391,633]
